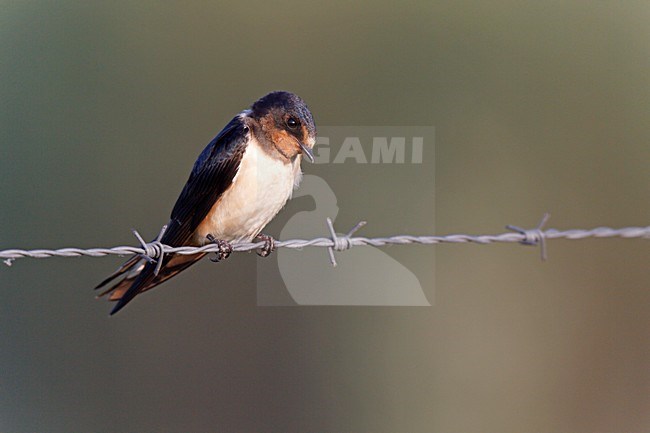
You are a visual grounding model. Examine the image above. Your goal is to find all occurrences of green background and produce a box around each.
[1,1,649,432]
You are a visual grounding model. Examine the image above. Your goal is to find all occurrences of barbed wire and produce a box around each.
[1,214,649,268]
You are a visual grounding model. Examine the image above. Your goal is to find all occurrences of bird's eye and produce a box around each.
[286,117,299,129]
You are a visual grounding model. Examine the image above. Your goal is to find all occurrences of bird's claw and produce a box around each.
[255,234,276,258]
[206,234,232,262]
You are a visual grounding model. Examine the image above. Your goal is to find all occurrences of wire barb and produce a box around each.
[506,213,550,261]
[325,218,367,267]
[132,225,168,276]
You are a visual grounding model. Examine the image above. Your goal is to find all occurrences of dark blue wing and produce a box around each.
[162,115,249,247]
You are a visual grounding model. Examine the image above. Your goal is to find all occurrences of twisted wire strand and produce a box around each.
[1,215,649,267]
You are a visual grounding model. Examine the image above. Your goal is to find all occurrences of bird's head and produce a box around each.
[250,91,316,163]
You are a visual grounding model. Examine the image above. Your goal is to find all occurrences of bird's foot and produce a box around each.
[255,234,276,258]
[206,234,232,262]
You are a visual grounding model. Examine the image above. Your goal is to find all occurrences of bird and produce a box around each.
[95,91,316,315]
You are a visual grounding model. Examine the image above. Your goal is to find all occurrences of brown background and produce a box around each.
[1,1,649,432]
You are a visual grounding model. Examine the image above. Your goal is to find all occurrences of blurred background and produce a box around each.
[1,1,649,432]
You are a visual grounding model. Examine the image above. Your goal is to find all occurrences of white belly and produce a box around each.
[194,138,302,244]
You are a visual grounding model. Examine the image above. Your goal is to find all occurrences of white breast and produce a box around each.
[194,137,302,244]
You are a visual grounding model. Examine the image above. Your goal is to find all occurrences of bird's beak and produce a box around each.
[298,141,315,163]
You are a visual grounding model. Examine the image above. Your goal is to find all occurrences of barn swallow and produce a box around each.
[95,91,316,314]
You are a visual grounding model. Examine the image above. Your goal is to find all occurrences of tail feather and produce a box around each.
[96,253,206,314]
[95,255,142,290]
[96,269,142,301]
